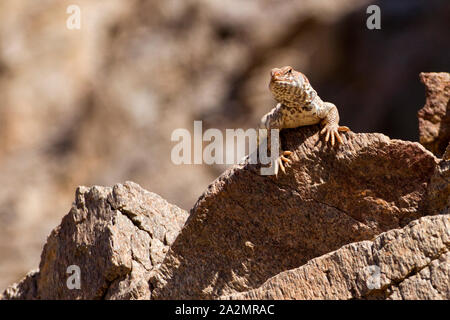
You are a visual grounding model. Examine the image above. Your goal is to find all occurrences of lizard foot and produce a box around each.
[275,151,293,175]
[320,125,350,146]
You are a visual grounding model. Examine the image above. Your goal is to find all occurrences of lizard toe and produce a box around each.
[280,155,291,163]
[334,130,343,144]
[338,126,350,132]
[278,157,286,174]
[322,125,347,146]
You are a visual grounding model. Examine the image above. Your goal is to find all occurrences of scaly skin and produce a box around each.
[260,66,350,175]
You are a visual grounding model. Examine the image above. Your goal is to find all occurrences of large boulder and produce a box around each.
[2,129,448,300]
[1,182,188,300]
[151,129,439,299]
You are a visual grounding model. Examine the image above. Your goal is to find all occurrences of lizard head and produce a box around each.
[269,66,307,103]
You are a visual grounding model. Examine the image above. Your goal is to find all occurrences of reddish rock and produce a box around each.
[151,128,438,299]
[1,182,188,300]
[224,215,450,300]
[2,127,447,300]
[418,72,450,158]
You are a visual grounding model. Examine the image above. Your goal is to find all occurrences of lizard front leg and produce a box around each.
[319,102,350,146]
[260,103,293,175]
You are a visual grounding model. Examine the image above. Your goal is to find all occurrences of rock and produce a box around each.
[444,143,450,160]
[418,72,450,158]
[4,77,450,299]
[426,158,450,217]
[151,128,439,299]
[2,1,449,291]
[223,215,450,300]
[0,182,188,300]
[0,270,39,300]
[2,128,448,300]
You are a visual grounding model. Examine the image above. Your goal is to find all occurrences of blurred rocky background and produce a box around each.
[0,0,449,292]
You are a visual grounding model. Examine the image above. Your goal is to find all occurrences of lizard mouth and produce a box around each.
[272,80,293,87]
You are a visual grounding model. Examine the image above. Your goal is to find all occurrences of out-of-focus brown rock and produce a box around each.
[223,215,450,300]
[418,72,450,158]
[444,143,450,160]
[151,128,439,299]
[0,182,188,300]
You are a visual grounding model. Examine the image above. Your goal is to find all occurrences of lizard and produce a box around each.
[259,66,350,175]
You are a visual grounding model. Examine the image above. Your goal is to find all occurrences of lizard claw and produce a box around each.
[321,125,349,146]
[277,157,286,174]
[275,150,293,176]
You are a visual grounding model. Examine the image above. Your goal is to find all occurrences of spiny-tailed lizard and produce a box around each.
[260,66,350,175]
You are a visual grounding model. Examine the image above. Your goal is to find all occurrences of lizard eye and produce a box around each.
[287,68,293,74]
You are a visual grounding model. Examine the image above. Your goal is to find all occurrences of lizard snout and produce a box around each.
[270,68,281,79]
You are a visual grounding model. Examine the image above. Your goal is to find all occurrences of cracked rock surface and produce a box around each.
[0,182,188,299]
[223,215,449,300]
[418,72,450,158]
[151,129,440,299]
[1,131,448,299]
